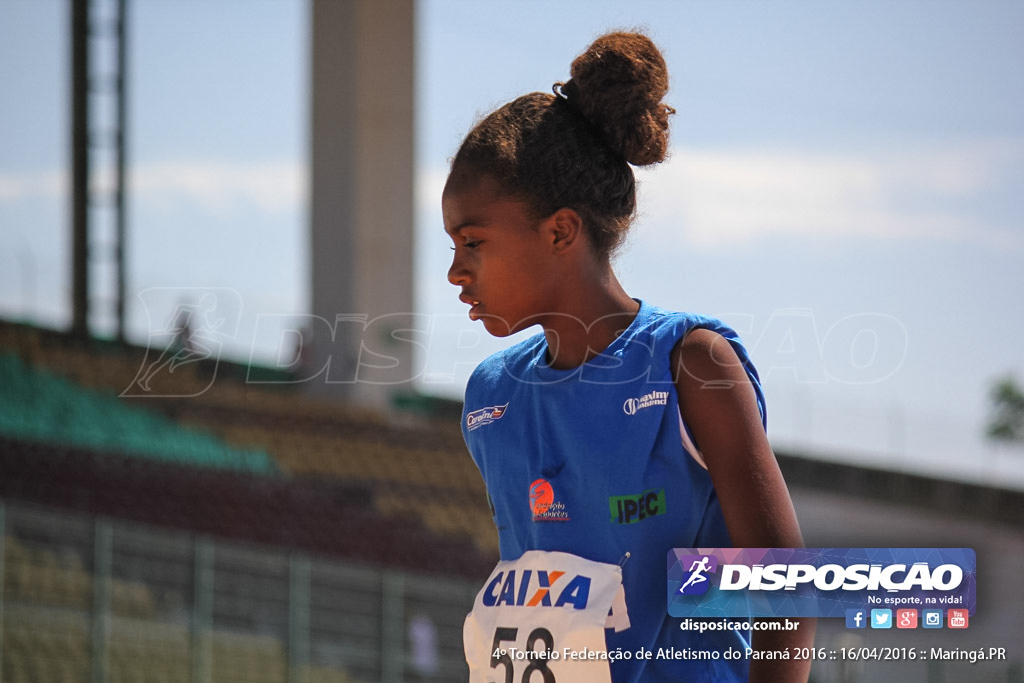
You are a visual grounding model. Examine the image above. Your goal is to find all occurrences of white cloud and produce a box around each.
[0,170,64,203]
[7,142,1018,250]
[635,142,1023,250]
[0,161,306,216]
[130,161,307,215]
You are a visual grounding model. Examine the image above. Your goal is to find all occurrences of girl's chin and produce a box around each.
[477,314,517,338]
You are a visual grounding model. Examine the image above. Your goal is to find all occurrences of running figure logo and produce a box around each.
[122,288,242,398]
[677,555,718,596]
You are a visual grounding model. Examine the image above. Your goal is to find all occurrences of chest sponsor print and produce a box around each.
[530,478,570,522]
[622,390,669,416]
[466,403,508,431]
[609,488,666,525]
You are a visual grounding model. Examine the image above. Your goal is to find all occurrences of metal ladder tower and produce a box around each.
[71,0,128,341]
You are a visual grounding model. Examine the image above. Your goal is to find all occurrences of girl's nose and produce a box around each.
[448,253,470,286]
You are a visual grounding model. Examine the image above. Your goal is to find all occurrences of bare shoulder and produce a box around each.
[671,326,752,391]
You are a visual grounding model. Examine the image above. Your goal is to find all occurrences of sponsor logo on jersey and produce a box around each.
[481,568,592,610]
[609,488,666,525]
[530,479,570,522]
[622,390,669,416]
[466,403,508,431]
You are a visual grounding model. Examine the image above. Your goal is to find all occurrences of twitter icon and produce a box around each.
[871,609,892,629]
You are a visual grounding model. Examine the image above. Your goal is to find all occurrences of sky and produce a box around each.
[2,0,1023,487]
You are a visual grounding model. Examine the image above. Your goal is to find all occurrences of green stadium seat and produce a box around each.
[0,353,278,475]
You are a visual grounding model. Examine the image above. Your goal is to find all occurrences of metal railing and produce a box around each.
[0,498,477,683]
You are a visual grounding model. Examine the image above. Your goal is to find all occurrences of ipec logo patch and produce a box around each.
[677,554,718,596]
[609,489,666,525]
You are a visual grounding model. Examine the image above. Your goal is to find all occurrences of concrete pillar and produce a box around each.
[309,0,416,409]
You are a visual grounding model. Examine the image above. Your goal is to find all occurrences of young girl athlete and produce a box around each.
[447,32,813,682]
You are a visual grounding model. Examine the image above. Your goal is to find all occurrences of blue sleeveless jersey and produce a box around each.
[461,301,766,682]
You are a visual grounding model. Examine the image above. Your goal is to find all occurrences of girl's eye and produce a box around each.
[465,240,481,249]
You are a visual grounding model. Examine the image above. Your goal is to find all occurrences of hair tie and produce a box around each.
[552,79,579,105]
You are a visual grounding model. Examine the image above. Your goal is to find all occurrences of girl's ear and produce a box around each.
[544,207,585,254]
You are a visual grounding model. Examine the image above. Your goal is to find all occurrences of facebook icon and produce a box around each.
[845,609,867,629]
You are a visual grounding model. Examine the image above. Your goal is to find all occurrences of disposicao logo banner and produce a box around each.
[667,548,976,618]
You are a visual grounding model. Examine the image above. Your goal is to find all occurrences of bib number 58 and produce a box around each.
[490,626,556,683]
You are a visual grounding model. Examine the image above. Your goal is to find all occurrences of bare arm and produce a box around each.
[673,328,816,683]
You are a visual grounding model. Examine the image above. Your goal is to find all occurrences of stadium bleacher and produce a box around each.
[0,319,495,571]
[0,318,494,682]
[0,352,279,475]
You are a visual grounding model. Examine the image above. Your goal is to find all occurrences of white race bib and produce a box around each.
[464,550,630,683]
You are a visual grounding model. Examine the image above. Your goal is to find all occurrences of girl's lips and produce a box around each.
[459,294,482,319]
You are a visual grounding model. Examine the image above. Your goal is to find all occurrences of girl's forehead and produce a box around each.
[443,173,503,206]
[443,177,529,230]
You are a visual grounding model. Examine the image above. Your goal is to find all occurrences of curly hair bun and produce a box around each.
[559,31,673,167]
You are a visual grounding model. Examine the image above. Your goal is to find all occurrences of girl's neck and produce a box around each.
[541,272,640,370]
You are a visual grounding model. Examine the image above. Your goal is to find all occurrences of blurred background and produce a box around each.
[1,1,1022,682]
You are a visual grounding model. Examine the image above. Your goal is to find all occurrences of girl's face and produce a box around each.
[443,177,559,338]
